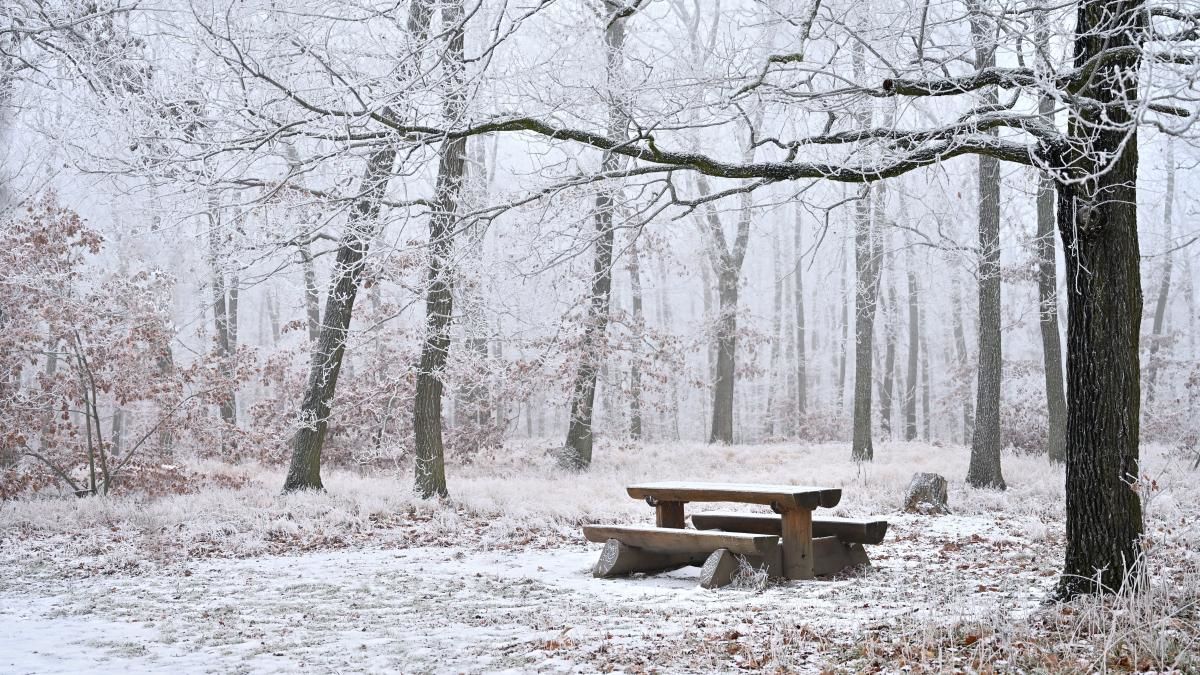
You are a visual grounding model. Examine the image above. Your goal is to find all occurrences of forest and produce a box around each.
[2,0,1199,672]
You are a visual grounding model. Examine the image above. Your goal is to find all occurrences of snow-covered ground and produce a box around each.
[2,442,1197,673]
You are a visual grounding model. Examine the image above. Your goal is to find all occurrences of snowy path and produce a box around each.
[1,514,1055,674]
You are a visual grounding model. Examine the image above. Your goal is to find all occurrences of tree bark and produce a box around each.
[414,0,467,498]
[904,243,920,441]
[951,277,973,444]
[282,148,395,492]
[207,197,237,428]
[1053,0,1144,599]
[851,182,882,461]
[562,7,629,466]
[1145,139,1175,408]
[709,267,739,444]
[793,204,807,421]
[628,233,644,440]
[1035,24,1067,465]
[880,267,897,440]
[837,238,849,409]
[299,241,322,343]
[966,1,1006,490]
[766,230,783,438]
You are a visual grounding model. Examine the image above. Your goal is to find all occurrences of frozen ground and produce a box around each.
[2,441,1197,673]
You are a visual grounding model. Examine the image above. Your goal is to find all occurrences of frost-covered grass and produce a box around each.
[1,440,1197,673]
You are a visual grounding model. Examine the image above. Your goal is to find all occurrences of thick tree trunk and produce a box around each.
[414,0,467,497]
[282,147,396,492]
[966,3,1005,490]
[562,9,629,467]
[1054,0,1144,598]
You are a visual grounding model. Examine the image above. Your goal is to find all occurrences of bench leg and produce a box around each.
[656,501,685,528]
[592,539,701,578]
[699,547,783,589]
[812,537,871,576]
[780,508,814,580]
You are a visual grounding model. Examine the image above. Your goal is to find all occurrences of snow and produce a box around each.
[2,441,1197,672]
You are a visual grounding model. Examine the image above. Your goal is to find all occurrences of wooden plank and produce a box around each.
[691,512,889,545]
[656,501,686,528]
[812,536,871,576]
[780,508,814,580]
[627,482,841,510]
[582,525,780,558]
[698,547,783,589]
[592,539,704,578]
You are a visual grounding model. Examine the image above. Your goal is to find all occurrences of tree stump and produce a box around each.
[903,472,950,514]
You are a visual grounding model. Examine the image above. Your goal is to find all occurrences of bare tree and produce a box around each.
[561,1,632,468]
[413,0,466,498]
[965,0,1006,490]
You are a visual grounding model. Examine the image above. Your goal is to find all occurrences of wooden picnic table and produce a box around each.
[625,481,843,580]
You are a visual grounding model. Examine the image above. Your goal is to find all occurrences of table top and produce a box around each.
[626,481,842,510]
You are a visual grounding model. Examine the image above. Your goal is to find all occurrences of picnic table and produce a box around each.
[582,481,888,588]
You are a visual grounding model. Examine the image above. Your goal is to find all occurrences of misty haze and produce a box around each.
[1,0,1198,672]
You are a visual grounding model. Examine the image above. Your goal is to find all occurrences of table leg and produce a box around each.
[656,501,685,528]
[780,508,814,580]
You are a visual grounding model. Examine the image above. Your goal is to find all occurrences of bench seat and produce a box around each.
[582,525,782,587]
[690,512,889,545]
[582,525,780,557]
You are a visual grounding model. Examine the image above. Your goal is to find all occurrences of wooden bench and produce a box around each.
[691,512,888,576]
[582,481,856,588]
[582,525,781,588]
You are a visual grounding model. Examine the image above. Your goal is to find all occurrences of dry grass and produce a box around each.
[1,440,1197,673]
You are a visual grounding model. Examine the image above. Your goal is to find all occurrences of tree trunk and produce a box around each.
[851,183,882,461]
[951,277,973,443]
[838,239,849,409]
[880,269,897,440]
[766,230,783,438]
[904,244,920,441]
[628,233,644,440]
[794,205,807,420]
[207,198,237,428]
[920,301,932,441]
[1038,171,1068,463]
[1145,139,1175,408]
[1035,23,1067,465]
[562,8,629,467]
[282,147,396,492]
[966,2,1005,490]
[710,270,738,444]
[299,241,322,343]
[1053,0,1144,598]
[414,0,467,498]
